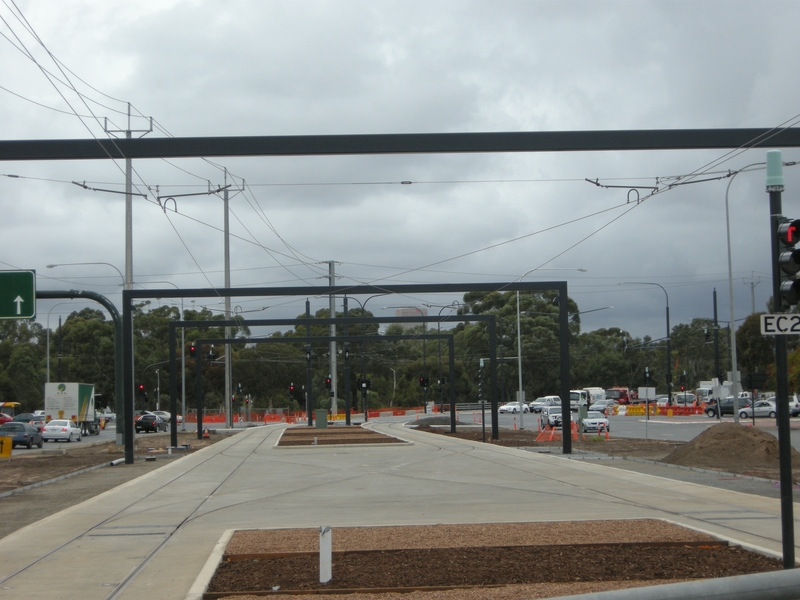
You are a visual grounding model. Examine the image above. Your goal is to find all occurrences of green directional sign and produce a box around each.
[0,270,36,319]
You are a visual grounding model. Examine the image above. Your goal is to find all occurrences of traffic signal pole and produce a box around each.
[766,150,795,569]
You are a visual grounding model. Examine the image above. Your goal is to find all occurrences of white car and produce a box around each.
[42,419,83,442]
[581,411,610,433]
[498,402,529,414]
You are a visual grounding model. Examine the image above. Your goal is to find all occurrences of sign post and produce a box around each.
[0,270,36,319]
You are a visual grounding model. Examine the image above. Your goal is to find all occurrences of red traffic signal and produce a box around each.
[325,376,332,390]
[137,383,145,393]
[189,344,196,358]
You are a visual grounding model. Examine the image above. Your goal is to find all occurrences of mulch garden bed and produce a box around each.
[276,426,407,446]
[207,540,779,596]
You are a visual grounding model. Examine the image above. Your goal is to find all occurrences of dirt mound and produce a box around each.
[663,423,800,478]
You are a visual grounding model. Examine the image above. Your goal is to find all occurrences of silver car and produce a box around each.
[581,411,610,433]
[738,401,776,419]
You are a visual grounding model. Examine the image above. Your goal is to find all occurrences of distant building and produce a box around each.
[395,307,428,329]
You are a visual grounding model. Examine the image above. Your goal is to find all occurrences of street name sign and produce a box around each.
[0,270,36,319]
[761,313,800,335]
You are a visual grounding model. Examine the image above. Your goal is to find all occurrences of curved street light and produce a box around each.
[619,282,671,399]
[516,268,587,429]
[384,305,429,412]
[46,262,125,288]
[725,164,762,422]
[347,294,387,421]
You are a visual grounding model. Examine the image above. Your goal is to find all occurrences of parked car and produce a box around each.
[135,413,168,433]
[12,412,45,432]
[42,419,83,442]
[151,410,174,423]
[498,402,528,414]
[581,411,610,433]
[0,412,12,425]
[0,422,43,448]
[528,396,560,413]
[655,395,670,407]
[739,400,777,419]
[705,396,751,418]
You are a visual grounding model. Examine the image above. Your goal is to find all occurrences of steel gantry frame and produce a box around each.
[122,281,571,463]
[2,128,800,160]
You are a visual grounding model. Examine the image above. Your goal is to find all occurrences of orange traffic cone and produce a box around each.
[202,427,210,439]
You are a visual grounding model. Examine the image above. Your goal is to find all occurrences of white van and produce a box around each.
[570,390,589,411]
[584,387,606,405]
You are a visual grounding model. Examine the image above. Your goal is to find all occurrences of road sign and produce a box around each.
[761,313,800,335]
[0,270,36,319]
[0,436,11,459]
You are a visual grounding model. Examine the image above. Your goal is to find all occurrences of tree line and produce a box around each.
[0,291,790,414]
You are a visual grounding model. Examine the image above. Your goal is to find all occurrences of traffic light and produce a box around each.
[679,372,686,392]
[237,382,243,395]
[137,383,145,394]
[644,367,651,386]
[777,218,800,305]
[189,344,196,358]
[325,376,332,390]
[289,383,296,394]
[419,376,425,387]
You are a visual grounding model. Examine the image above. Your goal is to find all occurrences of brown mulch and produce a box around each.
[277,426,406,446]
[209,521,780,597]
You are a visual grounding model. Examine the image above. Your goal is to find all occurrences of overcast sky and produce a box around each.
[2,0,800,341]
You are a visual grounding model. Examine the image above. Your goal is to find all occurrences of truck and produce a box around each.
[44,383,99,435]
[584,387,606,405]
[605,386,635,405]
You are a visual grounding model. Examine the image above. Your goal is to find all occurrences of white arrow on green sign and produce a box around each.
[0,270,36,319]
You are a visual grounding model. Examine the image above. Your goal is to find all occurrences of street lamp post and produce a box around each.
[385,305,428,412]
[725,164,761,421]
[427,302,460,415]
[47,262,126,445]
[140,281,186,430]
[516,268,587,430]
[620,282,671,399]
[347,294,386,422]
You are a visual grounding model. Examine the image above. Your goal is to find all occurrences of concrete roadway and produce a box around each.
[0,421,796,600]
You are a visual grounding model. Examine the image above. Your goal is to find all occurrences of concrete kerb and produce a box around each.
[185,528,235,600]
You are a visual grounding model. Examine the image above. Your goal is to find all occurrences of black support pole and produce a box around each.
[768,171,796,569]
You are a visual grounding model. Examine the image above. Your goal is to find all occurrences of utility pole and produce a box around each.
[104,104,152,445]
[224,181,232,429]
[744,273,761,314]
